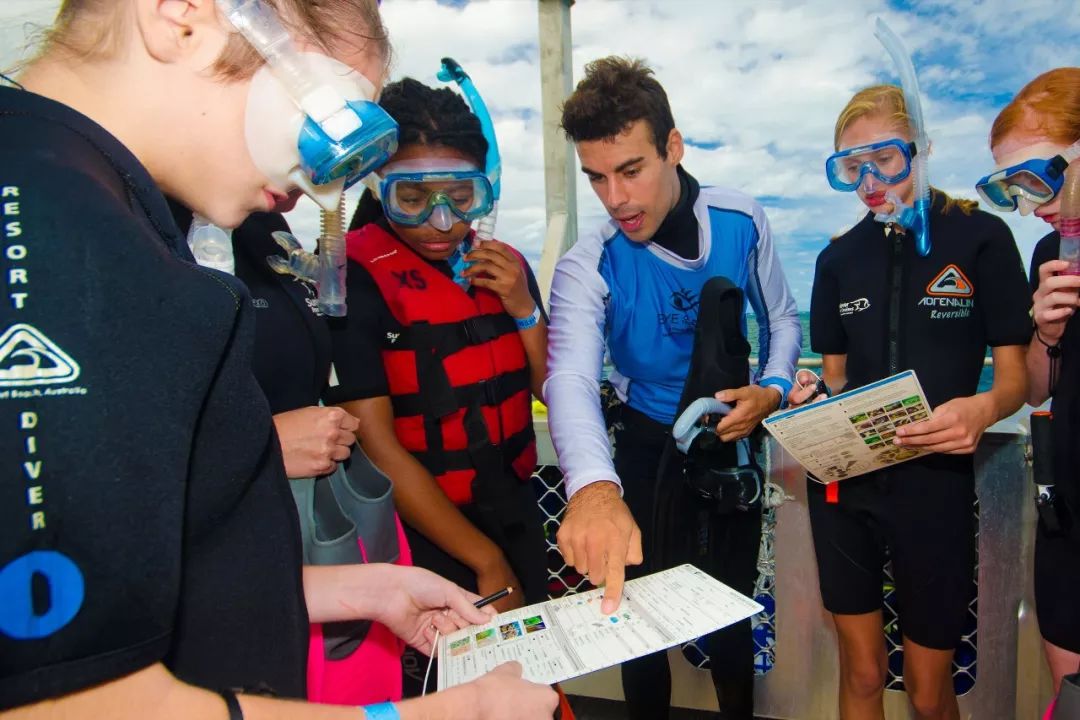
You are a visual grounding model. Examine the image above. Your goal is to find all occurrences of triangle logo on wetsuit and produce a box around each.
[926,264,974,297]
[0,323,81,387]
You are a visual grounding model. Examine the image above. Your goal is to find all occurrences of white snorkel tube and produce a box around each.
[873,18,932,257]
[437,57,502,243]
[217,0,398,316]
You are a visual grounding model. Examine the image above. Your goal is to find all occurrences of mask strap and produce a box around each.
[0,72,24,90]
[1061,139,1080,164]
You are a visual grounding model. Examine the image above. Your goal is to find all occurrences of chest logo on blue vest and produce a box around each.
[658,288,700,336]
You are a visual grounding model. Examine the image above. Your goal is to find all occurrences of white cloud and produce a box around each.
[2,0,1070,305]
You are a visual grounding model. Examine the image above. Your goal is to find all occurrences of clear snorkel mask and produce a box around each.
[362,58,502,290]
[216,0,399,316]
[975,140,1080,215]
[825,139,917,192]
[377,159,495,232]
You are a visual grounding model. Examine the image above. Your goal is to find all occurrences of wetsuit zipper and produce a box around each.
[879,229,905,494]
[888,230,904,375]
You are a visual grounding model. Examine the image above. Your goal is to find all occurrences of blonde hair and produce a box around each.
[990,67,1080,148]
[833,84,911,151]
[834,84,977,215]
[39,0,390,80]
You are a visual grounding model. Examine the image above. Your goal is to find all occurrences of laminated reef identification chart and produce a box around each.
[437,564,762,689]
[762,370,933,482]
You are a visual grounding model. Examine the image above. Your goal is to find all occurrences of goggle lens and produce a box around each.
[381,172,494,226]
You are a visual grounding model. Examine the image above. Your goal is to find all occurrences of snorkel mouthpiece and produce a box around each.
[267,195,348,316]
[874,191,929,241]
[317,195,348,315]
[874,18,932,257]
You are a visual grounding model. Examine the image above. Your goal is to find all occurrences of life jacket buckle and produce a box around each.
[462,315,498,345]
[477,377,501,407]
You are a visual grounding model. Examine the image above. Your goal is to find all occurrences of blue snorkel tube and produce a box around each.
[437,57,502,243]
[874,18,932,257]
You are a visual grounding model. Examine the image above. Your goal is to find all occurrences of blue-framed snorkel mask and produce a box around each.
[378,162,495,231]
[825,139,917,192]
[976,140,1080,214]
[218,0,399,211]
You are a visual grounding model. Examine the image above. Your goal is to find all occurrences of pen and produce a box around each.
[474,586,513,609]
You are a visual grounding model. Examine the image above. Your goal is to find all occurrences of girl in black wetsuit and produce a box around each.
[792,84,1031,720]
[984,67,1080,712]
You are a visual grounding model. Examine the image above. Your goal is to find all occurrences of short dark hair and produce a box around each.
[560,56,675,159]
[349,77,488,230]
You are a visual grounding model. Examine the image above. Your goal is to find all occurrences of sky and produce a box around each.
[2,0,1078,307]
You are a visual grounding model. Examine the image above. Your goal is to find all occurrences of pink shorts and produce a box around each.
[306,515,413,705]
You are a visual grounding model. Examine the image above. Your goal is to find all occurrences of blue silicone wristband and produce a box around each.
[362,703,401,720]
[515,304,541,330]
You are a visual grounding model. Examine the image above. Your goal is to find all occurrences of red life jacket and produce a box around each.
[345,223,537,506]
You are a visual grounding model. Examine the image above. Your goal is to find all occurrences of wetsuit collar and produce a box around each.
[649,165,701,260]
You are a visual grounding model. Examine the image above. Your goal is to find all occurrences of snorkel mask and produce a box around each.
[871,18,932,256]
[377,159,495,231]
[826,139,917,192]
[976,140,1080,214]
[217,0,399,316]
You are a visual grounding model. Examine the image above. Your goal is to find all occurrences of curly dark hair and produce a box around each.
[560,56,675,159]
[349,77,488,231]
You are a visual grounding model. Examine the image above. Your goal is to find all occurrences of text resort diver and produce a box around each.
[0,0,559,718]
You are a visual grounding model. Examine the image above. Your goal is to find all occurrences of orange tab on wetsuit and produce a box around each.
[826,481,839,504]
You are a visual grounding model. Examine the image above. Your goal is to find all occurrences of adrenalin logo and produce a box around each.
[0,324,81,387]
[926,265,973,297]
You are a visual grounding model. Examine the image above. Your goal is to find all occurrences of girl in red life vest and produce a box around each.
[325,78,550,695]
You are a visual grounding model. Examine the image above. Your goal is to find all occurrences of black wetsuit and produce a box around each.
[0,87,307,708]
[1030,231,1080,654]
[808,194,1031,649]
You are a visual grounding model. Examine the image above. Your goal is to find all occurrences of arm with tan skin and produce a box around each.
[786,355,847,407]
[3,661,556,720]
[464,240,547,397]
[272,406,360,478]
[5,565,558,720]
[1028,259,1080,405]
[544,239,643,614]
[822,354,848,397]
[894,344,1027,453]
[337,396,524,611]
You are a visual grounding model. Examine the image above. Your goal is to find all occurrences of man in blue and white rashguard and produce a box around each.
[546,57,800,720]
